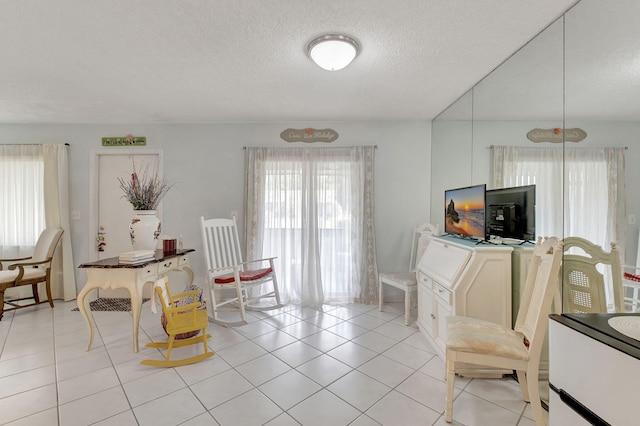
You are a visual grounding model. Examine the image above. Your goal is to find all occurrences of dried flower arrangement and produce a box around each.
[118,158,171,211]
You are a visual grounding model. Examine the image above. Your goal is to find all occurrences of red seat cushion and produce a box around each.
[624,272,640,282]
[214,267,273,284]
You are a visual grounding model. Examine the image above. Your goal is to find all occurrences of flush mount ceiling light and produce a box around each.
[307,34,360,71]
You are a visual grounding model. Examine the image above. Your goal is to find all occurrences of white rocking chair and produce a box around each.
[200,216,283,326]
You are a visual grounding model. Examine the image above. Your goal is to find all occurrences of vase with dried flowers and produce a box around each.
[118,156,172,251]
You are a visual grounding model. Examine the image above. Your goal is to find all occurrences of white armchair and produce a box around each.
[0,228,64,320]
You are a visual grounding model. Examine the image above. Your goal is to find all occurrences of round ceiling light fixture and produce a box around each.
[307,34,360,71]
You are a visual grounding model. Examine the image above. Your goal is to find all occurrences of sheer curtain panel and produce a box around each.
[43,144,76,300]
[0,145,45,300]
[0,144,75,302]
[491,146,564,239]
[492,145,626,257]
[492,145,627,310]
[245,146,378,307]
[0,145,45,256]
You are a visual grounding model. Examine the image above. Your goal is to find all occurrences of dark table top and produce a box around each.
[79,248,195,269]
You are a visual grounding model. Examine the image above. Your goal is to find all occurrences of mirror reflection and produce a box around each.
[430,0,640,414]
[432,0,638,313]
[565,0,639,314]
[430,90,473,232]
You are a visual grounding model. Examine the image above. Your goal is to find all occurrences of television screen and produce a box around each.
[444,184,486,239]
[486,184,536,241]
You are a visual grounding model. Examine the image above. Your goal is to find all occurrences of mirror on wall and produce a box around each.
[430,90,473,233]
[431,17,565,240]
[473,17,565,240]
[431,0,640,286]
[564,0,639,270]
[430,0,640,410]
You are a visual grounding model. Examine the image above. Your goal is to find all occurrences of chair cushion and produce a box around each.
[379,272,417,287]
[214,267,273,284]
[446,316,530,361]
[624,272,640,282]
[0,269,46,285]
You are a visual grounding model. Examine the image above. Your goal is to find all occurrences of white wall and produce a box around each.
[0,121,432,300]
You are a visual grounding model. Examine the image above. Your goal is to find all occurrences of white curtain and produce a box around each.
[492,145,627,309]
[245,146,378,306]
[0,145,45,256]
[43,144,76,301]
[492,146,564,240]
[0,145,45,300]
[492,145,626,257]
[0,144,75,301]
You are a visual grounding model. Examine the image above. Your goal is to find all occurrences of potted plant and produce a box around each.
[118,153,172,250]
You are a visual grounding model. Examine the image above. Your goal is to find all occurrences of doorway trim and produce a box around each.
[89,148,164,262]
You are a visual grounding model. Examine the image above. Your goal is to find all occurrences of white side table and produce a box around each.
[78,249,194,352]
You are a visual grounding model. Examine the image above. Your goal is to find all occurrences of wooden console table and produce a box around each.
[78,248,195,352]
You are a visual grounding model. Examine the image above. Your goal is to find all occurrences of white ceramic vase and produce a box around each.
[129,210,161,250]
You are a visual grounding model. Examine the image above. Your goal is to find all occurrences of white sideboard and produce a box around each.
[416,235,513,377]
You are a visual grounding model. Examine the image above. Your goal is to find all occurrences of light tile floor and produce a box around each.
[0,301,545,425]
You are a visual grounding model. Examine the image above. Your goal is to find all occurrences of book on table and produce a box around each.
[119,250,156,263]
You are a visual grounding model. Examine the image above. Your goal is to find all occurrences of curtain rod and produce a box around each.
[488,145,627,150]
[243,145,378,149]
[0,143,70,146]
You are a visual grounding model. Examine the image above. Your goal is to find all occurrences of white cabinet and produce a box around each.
[549,314,640,425]
[417,273,435,337]
[417,273,453,354]
[417,235,513,377]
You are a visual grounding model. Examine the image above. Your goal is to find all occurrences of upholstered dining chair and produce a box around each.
[378,222,438,325]
[0,227,63,320]
[200,216,283,327]
[444,237,563,426]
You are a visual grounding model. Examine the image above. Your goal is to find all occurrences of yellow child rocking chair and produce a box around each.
[141,277,214,367]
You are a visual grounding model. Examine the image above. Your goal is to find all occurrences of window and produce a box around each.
[0,145,45,255]
[245,146,378,306]
[492,146,626,247]
[493,145,627,309]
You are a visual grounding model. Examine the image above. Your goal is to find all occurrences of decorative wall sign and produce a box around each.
[280,128,339,143]
[102,135,147,146]
[527,128,587,143]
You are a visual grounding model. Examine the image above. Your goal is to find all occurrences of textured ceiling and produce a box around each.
[0,0,579,124]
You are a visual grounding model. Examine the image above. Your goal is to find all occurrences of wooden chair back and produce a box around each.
[200,217,245,278]
[411,223,439,272]
[514,237,564,358]
[562,236,624,313]
[33,227,64,263]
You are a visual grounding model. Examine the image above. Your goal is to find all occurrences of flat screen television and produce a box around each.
[444,184,486,240]
[486,184,536,242]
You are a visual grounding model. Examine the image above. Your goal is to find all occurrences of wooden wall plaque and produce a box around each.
[280,128,339,143]
[527,128,587,143]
